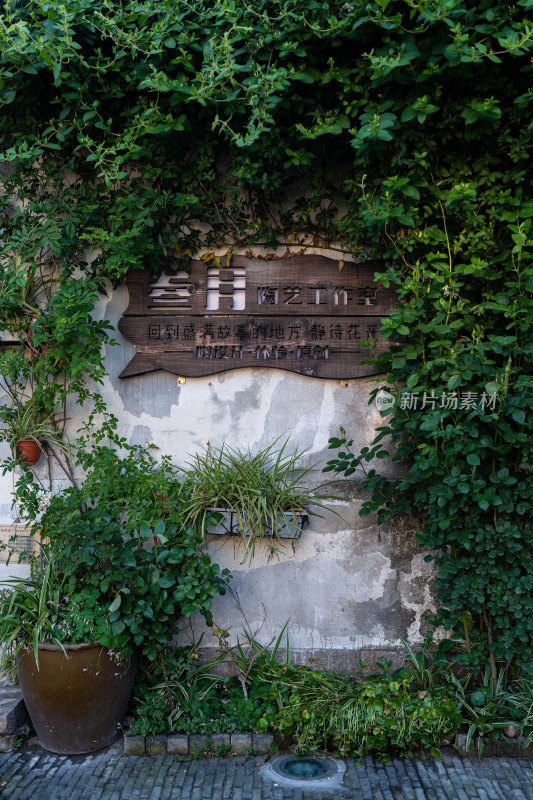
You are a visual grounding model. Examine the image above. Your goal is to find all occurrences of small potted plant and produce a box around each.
[0,439,229,754]
[0,399,69,465]
[183,438,337,562]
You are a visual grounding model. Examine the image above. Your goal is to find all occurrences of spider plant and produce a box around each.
[450,668,514,755]
[398,636,454,690]
[0,398,70,456]
[213,620,291,700]
[165,658,226,730]
[0,560,65,669]
[503,678,533,746]
[183,437,338,562]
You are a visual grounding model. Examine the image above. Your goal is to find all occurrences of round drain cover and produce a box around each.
[271,755,339,782]
[280,757,329,779]
[261,754,346,791]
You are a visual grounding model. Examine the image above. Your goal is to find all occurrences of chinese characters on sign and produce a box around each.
[118,255,397,379]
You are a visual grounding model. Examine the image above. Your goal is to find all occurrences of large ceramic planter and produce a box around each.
[13,438,42,466]
[17,642,136,754]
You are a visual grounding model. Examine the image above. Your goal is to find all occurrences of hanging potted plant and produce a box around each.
[0,440,229,754]
[0,399,70,466]
[13,438,41,466]
[183,438,338,563]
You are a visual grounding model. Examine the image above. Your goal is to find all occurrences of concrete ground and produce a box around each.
[0,747,531,800]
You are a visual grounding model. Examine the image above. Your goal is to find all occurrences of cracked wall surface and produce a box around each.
[0,267,437,663]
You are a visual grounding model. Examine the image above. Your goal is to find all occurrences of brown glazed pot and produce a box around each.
[17,642,136,754]
[14,439,42,465]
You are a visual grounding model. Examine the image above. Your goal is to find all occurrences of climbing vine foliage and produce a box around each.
[0,1,531,675]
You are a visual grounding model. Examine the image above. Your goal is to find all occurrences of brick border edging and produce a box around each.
[124,732,274,756]
[124,731,533,758]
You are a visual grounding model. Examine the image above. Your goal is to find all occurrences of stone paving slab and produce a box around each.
[0,749,531,799]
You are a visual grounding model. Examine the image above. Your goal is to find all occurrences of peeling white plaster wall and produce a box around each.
[0,249,437,658]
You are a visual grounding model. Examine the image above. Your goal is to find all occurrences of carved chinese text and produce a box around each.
[118,255,396,379]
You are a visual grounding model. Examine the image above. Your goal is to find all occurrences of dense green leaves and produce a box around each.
[30,441,230,658]
[0,0,532,269]
[0,1,531,675]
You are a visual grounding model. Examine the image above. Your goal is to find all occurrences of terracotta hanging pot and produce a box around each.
[14,438,42,465]
[17,642,136,754]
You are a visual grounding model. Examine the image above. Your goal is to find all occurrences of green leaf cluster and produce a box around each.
[183,438,336,563]
[5,441,230,659]
[0,1,531,674]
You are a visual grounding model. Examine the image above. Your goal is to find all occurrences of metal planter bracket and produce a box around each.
[205,508,308,539]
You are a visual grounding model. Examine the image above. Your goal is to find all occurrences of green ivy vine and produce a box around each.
[0,0,531,676]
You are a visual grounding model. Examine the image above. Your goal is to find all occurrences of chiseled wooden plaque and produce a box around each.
[118,255,396,380]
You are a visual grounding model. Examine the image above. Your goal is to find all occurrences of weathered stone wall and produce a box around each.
[0,254,437,666]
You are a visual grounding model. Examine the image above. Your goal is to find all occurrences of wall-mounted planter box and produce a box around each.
[205,508,309,539]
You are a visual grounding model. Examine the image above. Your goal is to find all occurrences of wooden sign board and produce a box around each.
[118,255,396,380]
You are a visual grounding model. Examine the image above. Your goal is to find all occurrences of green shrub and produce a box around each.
[2,439,230,661]
[451,669,533,753]
[1,0,531,684]
[130,634,462,759]
[275,667,461,759]
[131,645,279,736]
